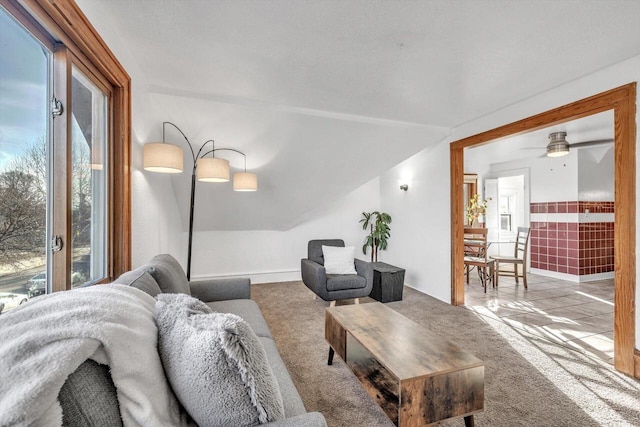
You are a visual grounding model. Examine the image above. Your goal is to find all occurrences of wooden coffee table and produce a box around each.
[325,302,484,427]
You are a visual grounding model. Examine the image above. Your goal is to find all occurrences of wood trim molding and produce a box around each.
[450,83,637,377]
[451,145,465,305]
[21,0,129,84]
[635,349,640,380]
[51,45,72,293]
[111,82,132,276]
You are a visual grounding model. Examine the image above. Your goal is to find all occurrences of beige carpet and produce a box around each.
[251,281,640,427]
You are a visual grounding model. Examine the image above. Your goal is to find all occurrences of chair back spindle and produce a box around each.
[513,227,531,259]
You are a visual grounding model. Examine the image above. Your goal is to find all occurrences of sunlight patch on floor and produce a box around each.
[465,273,615,365]
[574,290,614,306]
[471,311,640,427]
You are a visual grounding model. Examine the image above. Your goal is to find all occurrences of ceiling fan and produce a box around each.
[545,131,613,157]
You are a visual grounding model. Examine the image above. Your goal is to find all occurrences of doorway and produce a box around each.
[450,84,637,377]
[482,172,529,256]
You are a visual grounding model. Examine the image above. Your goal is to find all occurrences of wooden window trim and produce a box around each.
[450,83,637,377]
[51,45,72,292]
[3,0,132,280]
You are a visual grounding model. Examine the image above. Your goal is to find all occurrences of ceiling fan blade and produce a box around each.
[570,139,614,148]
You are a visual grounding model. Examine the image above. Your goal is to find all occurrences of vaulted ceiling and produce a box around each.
[77,0,640,231]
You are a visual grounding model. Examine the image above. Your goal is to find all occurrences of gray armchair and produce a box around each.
[301,239,373,306]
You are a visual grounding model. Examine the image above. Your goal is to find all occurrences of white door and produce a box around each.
[484,178,499,251]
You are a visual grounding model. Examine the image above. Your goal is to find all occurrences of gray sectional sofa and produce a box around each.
[59,254,326,426]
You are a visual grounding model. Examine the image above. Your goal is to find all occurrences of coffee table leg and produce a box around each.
[328,347,335,365]
[464,415,474,427]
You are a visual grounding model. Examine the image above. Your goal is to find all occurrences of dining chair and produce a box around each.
[463,227,495,292]
[491,226,531,288]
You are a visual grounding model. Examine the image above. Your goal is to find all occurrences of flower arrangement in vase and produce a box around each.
[465,194,490,226]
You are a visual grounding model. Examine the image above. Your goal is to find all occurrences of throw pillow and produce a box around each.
[322,245,357,275]
[155,294,285,427]
[146,254,191,295]
[113,267,162,297]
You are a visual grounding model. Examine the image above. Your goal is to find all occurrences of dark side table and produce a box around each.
[369,262,405,302]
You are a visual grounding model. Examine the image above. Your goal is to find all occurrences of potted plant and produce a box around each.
[465,194,490,226]
[360,211,392,262]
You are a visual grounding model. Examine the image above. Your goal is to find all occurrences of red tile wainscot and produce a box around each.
[530,222,581,276]
[530,201,614,277]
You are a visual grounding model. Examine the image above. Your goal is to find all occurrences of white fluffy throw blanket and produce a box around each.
[0,284,189,426]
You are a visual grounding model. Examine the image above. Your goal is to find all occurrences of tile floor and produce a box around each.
[464,270,615,364]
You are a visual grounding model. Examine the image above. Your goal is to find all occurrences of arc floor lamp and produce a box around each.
[143,122,257,280]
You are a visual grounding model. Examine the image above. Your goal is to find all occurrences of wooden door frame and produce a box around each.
[450,83,637,377]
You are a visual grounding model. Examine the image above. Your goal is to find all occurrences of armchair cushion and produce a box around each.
[326,274,367,291]
[321,245,357,275]
[146,254,191,295]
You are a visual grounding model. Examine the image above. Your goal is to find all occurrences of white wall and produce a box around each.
[380,140,452,302]
[578,146,615,201]
[493,154,578,203]
[381,53,640,345]
[188,177,380,283]
[129,89,184,267]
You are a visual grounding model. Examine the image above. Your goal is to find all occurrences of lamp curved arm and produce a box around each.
[163,121,196,162]
[200,147,248,172]
[195,140,216,164]
[162,122,219,170]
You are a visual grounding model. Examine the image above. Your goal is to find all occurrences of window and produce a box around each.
[0,0,131,304]
[71,66,108,287]
[0,7,51,311]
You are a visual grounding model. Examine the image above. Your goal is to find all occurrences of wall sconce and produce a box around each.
[143,121,258,279]
[400,184,409,191]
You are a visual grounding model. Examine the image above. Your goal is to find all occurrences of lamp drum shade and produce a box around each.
[144,143,184,173]
[197,157,230,182]
[233,172,258,191]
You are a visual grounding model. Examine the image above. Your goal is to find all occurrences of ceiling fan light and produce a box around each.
[144,142,184,173]
[546,145,570,157]
[233,172,258,191]
[546,131,570,157]
[197,157,230,182]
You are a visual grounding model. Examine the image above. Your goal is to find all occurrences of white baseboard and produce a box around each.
[530,268,579,282]
[530,268,614,283]
[190,270,301,284]
[576,272,615,282]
